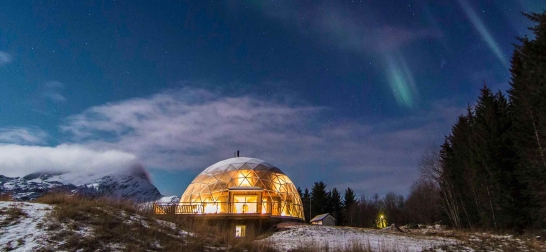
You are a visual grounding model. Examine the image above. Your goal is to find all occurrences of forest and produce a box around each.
[299,11,546,231]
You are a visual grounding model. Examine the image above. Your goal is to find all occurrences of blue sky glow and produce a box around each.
[0,1,543,197]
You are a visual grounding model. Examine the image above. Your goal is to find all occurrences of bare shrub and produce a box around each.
[0,203,28,227]
[0,193,12,201]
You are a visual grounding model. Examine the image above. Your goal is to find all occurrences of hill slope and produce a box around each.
[0,164,162,202]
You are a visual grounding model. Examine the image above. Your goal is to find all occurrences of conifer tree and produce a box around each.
[508,11,546,227]
[344,187,358,226]
[330,188,343,225]
[310,181,328,217]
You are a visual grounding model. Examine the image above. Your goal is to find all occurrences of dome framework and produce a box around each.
[157,157,304,221]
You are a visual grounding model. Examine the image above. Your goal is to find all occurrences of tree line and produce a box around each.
[297,181,438,228]
[430,11,546,231]
[299,11,546,231]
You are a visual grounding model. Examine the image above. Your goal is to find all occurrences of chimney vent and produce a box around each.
[235,150,240,157]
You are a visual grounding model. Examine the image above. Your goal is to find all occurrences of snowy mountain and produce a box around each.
[0,164,162,202]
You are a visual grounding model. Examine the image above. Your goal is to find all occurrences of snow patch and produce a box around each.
[0,202,51,251]
[261,224,459,252]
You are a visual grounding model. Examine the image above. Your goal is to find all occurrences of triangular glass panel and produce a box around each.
[231,162,245,170]
[254,164,270,171]
[255,180,268,190]
[216,172,231,184]
[213,172,225,181]
[208,177,220,185]
[193,174,208,183]
[238,177,253,187]
[254,170,267,180]
[201,176,212,184]
[227,180,237,188]
[269,167,284,174]
[224,164,237,172]
[239,163,252,171]
[209,182,222,192]
[246,162,259,170]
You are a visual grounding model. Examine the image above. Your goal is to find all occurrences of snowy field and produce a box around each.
[0,202,51,251]
[261,223,460,251]
[1,201,541,251]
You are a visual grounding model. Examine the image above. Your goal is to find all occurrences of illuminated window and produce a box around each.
[233,195,257,213]
[203,203,217,213]
[235,225,246,237]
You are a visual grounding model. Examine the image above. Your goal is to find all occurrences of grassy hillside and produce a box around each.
[1,193,545,251]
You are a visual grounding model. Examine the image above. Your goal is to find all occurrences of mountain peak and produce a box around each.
[1,165,162,202]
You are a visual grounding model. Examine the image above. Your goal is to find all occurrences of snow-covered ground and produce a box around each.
[0,202,51,251]
[0,201,188,251]
[2,201,541,251]
[261,223,460,251]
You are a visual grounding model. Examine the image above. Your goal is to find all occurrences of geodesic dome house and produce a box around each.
[155,156,305,222]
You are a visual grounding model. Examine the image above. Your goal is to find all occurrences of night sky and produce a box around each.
[1,1,544,197]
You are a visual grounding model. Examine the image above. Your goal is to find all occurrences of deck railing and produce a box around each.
[153,201,303,218]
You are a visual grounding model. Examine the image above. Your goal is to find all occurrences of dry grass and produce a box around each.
[0,203,28,227]
[36,193,186,251]
[0,193,13,202]
[154,217,278,251]
[285,239,406,252]
[35,193,278,251]
[404,227,546,251]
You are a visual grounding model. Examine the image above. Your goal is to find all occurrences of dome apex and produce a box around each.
[201,157,274,174]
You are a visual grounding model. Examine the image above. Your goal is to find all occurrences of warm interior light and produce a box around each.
[235,225,246,237]
[281,202,291,216]
[261,200,268,214]
[176,161,306,220]
[234,195,257,213]
[203,203,217,213]
[238,170,252,187]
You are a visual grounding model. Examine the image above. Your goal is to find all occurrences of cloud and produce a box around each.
[0,127,49,145]
[60,87,463,196]
[261,3,442,54]
[0,144,139,178]
[61,88,324,169]
[0,52,12,66]
[42,81,66,103]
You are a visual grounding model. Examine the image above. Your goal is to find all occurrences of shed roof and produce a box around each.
[310,213,335,222]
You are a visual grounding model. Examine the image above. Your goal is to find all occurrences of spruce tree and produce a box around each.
[447,112,479,229]
[344,187,357,226]
[310,181,328,218]
[508,11,546,227]
[472,85,518,229]
[330,188,343,225]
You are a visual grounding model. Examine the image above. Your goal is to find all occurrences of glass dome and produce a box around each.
[179,157,304,220]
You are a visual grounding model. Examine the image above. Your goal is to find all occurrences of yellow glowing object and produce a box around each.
[377,213,387,228]
[233,195,257,213]
[238,170,253,187]
[178,157,305,220]
[235,225,246,237]
[203,203,217,213]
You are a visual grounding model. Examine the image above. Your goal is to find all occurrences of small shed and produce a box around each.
[310,213,336,226]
